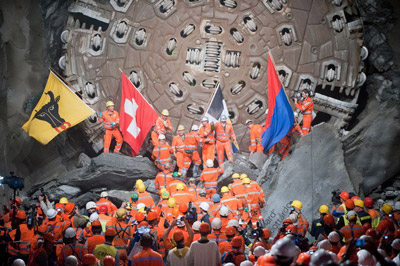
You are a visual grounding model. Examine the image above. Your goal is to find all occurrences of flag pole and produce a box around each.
[49,67,99,113]
[203,82,220,117]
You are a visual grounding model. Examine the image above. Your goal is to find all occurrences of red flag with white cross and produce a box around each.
[120,72,158,155]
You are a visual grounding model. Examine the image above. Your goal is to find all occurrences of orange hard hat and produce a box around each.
[43,233,55,242]
[91,220,101,227]
[219,241,232,254]
[364,197,374,208]
[173,230,184,242]
[105,228,116,237]
[323,214,335,227]
[98,205,108,214]
[179,204,188,214]
[103,255,115,266]
[351,196,360,201]
[226,226,236,236]
[345,199,355,209]
[172,207,180,218]
[13,197,22,206]
[339,191,349,200]
[297,252,312,264]
[147,211,158,221]
[38,224,48,234]
[253,241,264,249]
[282,219,293,224]
[262,228,271,239]
[257,255,275,265]
[135,212,145,222]
[55,203,65,210]
[82,254,97,265]
[16,210,27,220]
[231,236,242,248]
[286,224,297,233]
[64,203,75,215]
[152,206,162,217]
[138,221,149,228]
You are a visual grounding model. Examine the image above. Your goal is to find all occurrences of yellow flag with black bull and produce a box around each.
[22,71,95,144]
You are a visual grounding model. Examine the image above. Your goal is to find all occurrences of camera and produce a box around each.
[291,92,302,101]
[137,226,151,235]
[0,172,24,190]
[331,189,341,205]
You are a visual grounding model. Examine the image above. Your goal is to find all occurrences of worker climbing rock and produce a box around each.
[184,125,202,177]
[214,115,236,166]
[295,89,314,135]
[198,117,216,166]
[172,125,189,177]
[246,120,264,154]
[200,159,224,199]
[99,101,123,153]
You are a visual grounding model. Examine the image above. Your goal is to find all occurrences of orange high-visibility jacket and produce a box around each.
[250,180,265,198]
[231,179,246,199]
[243,186,265,211]
[214,122,236,142]
[137,191,155,208]
[295,97,314,116]
[167,180,187,194]
[96,198,117,216]
[172,135,186,153]
[170,190,194,207]
[86,234,105,254]
[8,224,35,256]
[200,167,224,190]
[340,223,363,241]
[154,170,174,190]
[249,124,264,152]
[57,243,87,265]
[152,143,173,166]
[220,194,242,212]
[155,116,172,135]
[101,110,120,130]
[184,130,200,152]
[131,247,164,266]
[198,123,215,144]
[106,219,132,249]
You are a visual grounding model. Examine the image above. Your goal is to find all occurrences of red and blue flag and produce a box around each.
[261,54,294,151]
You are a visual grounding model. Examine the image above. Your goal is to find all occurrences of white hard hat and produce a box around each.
[227,219,239,227]
[289,213,298,223]
[357,250,376,266]
[12,259,26,266]
[201,117,209,122]
[199,189,207,196]
[239,261,253,266]
[211,218,222,230]
[392,239,400,251]
[192,221,201,231]
[161,109,169,116]
[137,203,146,210]
[89,212,100,222]
[64,227,76,239]
[65,255,78,266]
[100,191,108,197]
[220,115,227,122]
[206,159,214,168]
[310,249,334,266]
[191,125,199,131]
[395,201,400,211]
[328,231,340,243]
[199,202,209,212]
[219,205,229,217]
[158,134,166,140]
[86,201,97,210]
[46,209,57,219]
[317,239,332,250]
[253,246,266,257]
[347,210,357,219]
[271,236,300,263]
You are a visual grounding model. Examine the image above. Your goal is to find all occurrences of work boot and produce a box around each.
[180,169,187,181]
[192,165,200,177]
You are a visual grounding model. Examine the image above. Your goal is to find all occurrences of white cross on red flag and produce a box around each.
[120,72,158,155]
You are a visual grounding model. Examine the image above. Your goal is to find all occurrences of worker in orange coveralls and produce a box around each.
[246,119,264,154]
[214,115,236,166]
[172,125,189,177]
[152,134,173,171]
[295,89,314,135]
[100,101,123,153]
[198,117,215,166]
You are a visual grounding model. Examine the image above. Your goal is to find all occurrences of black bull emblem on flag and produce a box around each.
[34,91,71,132]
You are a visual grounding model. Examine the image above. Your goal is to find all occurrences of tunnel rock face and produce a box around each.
[60,0,365,152]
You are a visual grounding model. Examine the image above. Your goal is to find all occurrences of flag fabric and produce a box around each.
[204,83,239,152]
[22,71,95,144]
[120,72,158,155]
[261,54,295,151]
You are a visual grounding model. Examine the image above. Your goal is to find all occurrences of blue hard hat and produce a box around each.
[212,194,220,203]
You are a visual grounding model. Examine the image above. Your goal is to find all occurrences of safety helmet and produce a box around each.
[219,206,229,217]
[339,191,349,200]
[351,195,360,201]
[220,115,227,122]
[125,203,133,210]
[64,227,76,239]
[232,173,240,179]
[158,134,166,140]
[168,198,176,208]
[161,109,169,116]
[354,199,365,208]
[206,159,214,168]
[147,211,158,221]
[226,226,236,236]
[201,117,209,122]
[199,189,207,196]
[98,205,108,214]
[382,204,393,215]
[172,207,180,218]
[86,201,97,210]
[345,199,355,209]
[172,172,180,178]
[212,194,221,203]
[82,254,97,265]
[262,228,271,239]
[59,197,69,204]
[245,119,253,125]
[240,173,248,179]
[395,201,400,211]
[328,231,340,243]
[38,224,48,234]
[192,221,201,231]
[176,183,185,190]
[319,205,329,214]
[364,197,374,208]
[212,218,222,230]
[46,209,57,219]
[106,101,115,107]
[135,179,144,187]
[227,219,239,227]
[13,197,22,206]
[177,125,185,131]
[116,208,127,219]
[161,190,170,199]
[135,212,145,222]
[347,210,357,220]
[242,178,251,184]
[131,192,139,200]
[100,191,108,198]
[199,202,209,212]
[254,246,266,258]
[221,186,229,193]
[11,259,26,266]
[138,184,146,193]
[191,125,199,131]
[271,236,300,262]
[291,200,303,210]
[297,253,312,265]
[136,203,146,210]
[16,210,27,220]
[103,256,115,266]
[231,236,242,248]
[317,240,332,251]
[89,212,99,222]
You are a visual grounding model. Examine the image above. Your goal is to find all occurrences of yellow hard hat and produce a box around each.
[138,183,146,193]
[106,101,115,107]
[177,125,185,131]
[319,204,329,214]
[240,173,248,180]
[176,183,184,191]
[138,208,146,214]
[221,186,229,193]
[354,199,364,208]
[135,179,143,188]
[291,200,303,210]
[168,198,176,208]
[232,173,240,179]
[161,190,170,199]
[382,204,393,215]
[59,197,69,204]
[161,109,169,116]
[242,178,251,184]
[116,208,127,219]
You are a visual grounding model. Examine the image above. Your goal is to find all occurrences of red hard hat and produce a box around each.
[91,220,101,227]
[323,214,335,227]
[366,228,378,240]
[231,236,242,248]
[82,253,97,265]
[282,219,293,224]
[98,205,108,214]
[16,210,27,220]
[179,204,188,214]
[339,191,349,200]
[286,224,297,233]
[135,212,145,222]
[147,211,158,221]
[364,197,374,208]
[345,199,355,209]
[13,197,22,206]
[262,228,271,239]
[103,255,115,266]
[226,226,236,236]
